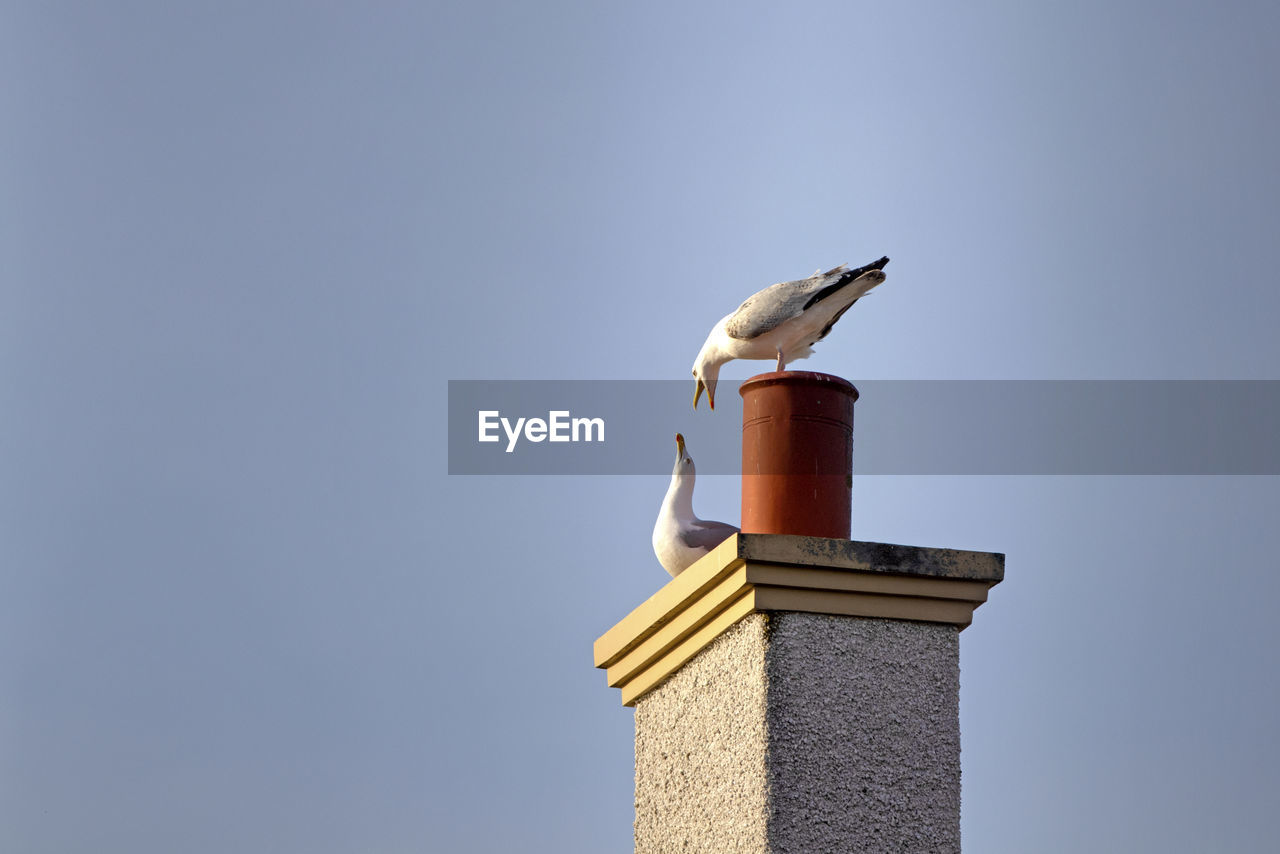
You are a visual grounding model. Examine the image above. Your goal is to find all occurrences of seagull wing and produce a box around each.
[724,256,889,341]
[678,520,739,552]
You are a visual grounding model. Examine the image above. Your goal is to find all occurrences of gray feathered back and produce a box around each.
[724,256,889,341]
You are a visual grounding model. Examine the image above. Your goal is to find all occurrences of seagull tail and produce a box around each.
[844,255,889,279]
[834,255,889,290]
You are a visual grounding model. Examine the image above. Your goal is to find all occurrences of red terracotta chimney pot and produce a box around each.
[739,371,857,539]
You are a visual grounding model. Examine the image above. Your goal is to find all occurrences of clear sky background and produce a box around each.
[3,2,1279,852]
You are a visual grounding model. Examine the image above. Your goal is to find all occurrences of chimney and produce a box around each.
[595,372,1003,853]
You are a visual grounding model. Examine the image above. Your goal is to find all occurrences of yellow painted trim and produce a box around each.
[618,591,756,707]
[593,535,743,669]
[743,563,991,604]
[595,533,1004,707]
[752,586,977,628]
[606,566,748,688]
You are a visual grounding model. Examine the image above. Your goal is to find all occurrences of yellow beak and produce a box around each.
[693,379,713,410]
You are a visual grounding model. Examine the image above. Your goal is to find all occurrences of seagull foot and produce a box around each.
[775,348,786,372]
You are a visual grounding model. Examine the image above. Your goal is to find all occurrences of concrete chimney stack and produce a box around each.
[595,372,1003,853]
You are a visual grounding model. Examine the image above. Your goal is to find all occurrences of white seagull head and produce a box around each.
[672,432,695,477]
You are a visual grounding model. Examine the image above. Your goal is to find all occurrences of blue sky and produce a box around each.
[3,2,1278,851]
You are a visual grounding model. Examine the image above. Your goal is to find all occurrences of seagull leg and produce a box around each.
[775,348,786,372]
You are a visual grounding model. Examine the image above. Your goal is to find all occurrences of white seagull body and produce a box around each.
[692,256,889,408]
[652,433,738,577]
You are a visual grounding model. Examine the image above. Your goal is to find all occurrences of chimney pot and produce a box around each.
[740,371,857,538]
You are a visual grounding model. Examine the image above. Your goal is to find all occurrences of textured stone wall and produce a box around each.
[634,615,770,854]
[765,612,960,853]
[633,612,961,853]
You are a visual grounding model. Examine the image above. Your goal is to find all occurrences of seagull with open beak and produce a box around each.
[652,433,739,577]
[691,256,889,410]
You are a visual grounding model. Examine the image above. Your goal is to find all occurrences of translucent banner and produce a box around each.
[447,380,1280,475]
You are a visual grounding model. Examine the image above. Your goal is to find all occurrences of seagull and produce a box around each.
[692,256,889,409]
[652,433,738,577]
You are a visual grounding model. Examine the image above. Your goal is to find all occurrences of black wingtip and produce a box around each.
[839,256,890,283]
